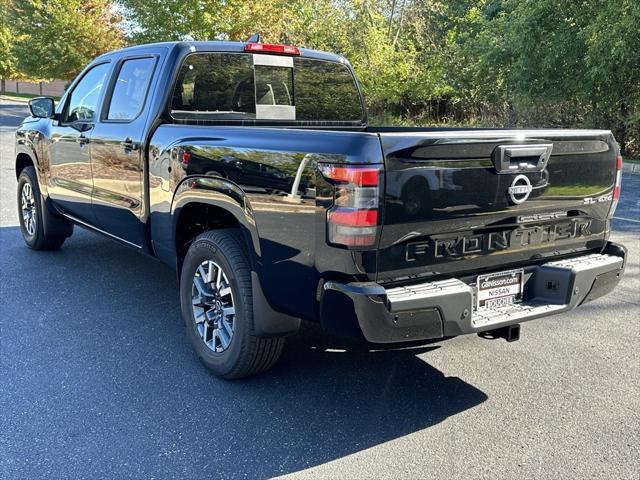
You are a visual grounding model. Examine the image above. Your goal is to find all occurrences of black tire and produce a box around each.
[17,166,72,250]
[180,229,284,379]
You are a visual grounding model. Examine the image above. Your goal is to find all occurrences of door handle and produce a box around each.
[120,138,139,152]
[492,144,553,173]
[77,135,90,145]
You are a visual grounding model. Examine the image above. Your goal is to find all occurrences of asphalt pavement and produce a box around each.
[1,98,638,479]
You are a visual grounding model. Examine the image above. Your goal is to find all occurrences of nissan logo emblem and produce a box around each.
[508,175,533,204]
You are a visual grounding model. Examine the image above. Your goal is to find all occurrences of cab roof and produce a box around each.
[95,40,348,65]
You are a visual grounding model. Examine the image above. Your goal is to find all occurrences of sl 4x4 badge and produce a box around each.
[583,193,613,205]
[508,175,533,204]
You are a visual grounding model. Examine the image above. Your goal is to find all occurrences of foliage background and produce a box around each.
[2,0,638,157]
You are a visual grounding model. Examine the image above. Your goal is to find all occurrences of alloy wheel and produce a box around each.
[21,182,36,236]
[191,260,235,352]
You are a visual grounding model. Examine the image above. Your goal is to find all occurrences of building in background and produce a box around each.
[2,80,67,97]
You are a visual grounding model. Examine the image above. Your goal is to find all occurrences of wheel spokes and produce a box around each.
[206,261,215,284]
[21,182,37,236]
[193,307,207,324]
[217,326,231,350]
[193,275,213,297]
[216,267,223,288]
[191,259,235,353]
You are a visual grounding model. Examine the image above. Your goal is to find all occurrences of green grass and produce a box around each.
[545,185,610,196]
[0,92,61,102]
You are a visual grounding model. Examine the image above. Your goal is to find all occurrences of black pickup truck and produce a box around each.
[16,39,627,378]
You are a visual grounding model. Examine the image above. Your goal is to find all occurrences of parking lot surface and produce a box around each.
[1,99,638,479]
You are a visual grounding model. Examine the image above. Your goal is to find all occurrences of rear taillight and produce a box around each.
[320,164,382,248]
[608,154,623,218]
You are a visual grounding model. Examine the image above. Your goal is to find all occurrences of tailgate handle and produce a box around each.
[492,144,553,173]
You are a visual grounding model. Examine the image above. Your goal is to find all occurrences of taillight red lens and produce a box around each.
[613,154,623,200]
[608,154,623,218]
[328,208,378,227]
[320,164,382,248]
[244,42,300,55]
[320,166,379,186]
[182,151,191,166]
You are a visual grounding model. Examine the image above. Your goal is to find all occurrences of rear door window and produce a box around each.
[106,57,156,121]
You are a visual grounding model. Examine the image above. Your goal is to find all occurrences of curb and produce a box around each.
[622,162,640,175]
[0,95,30,104]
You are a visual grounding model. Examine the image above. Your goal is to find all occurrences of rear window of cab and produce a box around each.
[170,52,364,124]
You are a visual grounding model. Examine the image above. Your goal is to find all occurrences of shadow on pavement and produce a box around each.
[0,226,487,478]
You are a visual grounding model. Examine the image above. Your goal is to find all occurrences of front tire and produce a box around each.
[17,166,72,250]
[180,229,284,379]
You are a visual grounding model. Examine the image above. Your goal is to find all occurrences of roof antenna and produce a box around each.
[246,33,261,43]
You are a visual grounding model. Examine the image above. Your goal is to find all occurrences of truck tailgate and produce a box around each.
[374,129,619,284]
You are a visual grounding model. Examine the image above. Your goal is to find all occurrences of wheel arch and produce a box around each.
[170,176,300,337]
[171,176,261,274]
[15,152,35,179]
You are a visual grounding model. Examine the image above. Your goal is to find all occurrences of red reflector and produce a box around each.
[616,154,623,171]
[614,185,621,200]
[244,42,300,56]
[328,209,378,227]
[182,152,191,165]
[321,166,379,186]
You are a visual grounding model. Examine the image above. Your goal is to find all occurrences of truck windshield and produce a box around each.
[170,52,364,124]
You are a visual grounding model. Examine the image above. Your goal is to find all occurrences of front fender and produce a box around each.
[15,126,48,195]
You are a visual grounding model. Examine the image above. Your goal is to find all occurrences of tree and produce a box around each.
[12,0,124,81]
[582,0,640,153]
[0,0,20,93]
[433,0,639,154]
[119,0,423,114]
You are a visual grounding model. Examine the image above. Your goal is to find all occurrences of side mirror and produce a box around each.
[28,97,55,118]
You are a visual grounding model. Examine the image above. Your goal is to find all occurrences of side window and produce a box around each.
[106,57,156,121]
[63,63,110,123]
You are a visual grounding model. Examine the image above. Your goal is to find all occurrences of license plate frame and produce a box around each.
[476,268,524,309]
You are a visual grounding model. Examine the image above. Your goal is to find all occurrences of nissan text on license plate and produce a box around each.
[476,269,524,309]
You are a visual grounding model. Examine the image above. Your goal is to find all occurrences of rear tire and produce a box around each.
[180,229,284,379]
[17,166,72,250]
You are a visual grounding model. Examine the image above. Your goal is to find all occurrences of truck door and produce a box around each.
[48,62,111,223]
[89,54,158,247]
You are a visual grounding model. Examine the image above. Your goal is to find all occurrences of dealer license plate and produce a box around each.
[476,269,524,309]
